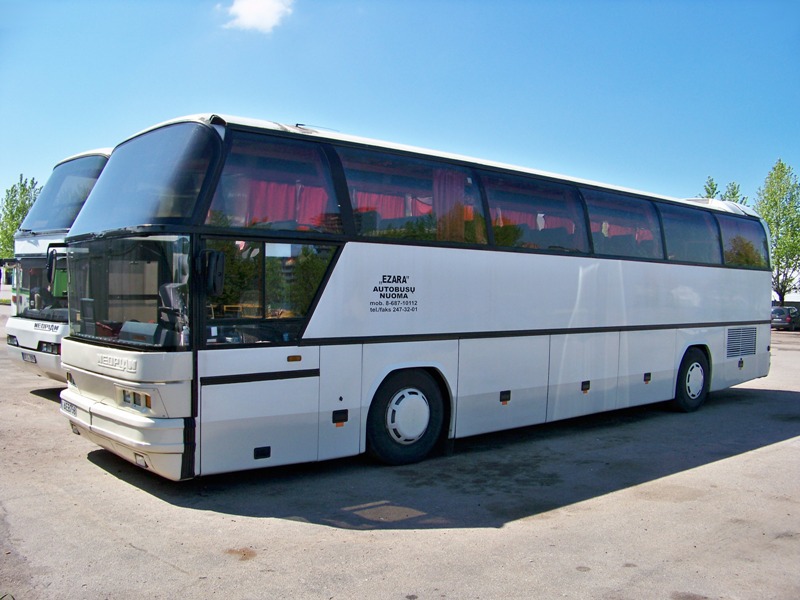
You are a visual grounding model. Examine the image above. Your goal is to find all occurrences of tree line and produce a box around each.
[0,175,40,258]
[2,160,799,302]
[703,160,800,305]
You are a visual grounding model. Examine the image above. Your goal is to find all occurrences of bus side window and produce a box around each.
[716,214,769,268]
[337,147,487,245]
[205,133,343,234]
[583,189,664,260]
[482,172,589,253]
[659,203,722,265]
[204,239,335,346]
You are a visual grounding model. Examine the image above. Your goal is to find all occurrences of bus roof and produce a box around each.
[53,148,113,167]
[122,113,753,216]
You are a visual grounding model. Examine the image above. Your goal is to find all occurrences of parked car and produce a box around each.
[771,306,800,331]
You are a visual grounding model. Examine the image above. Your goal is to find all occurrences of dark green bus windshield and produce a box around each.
[69,122,221,238]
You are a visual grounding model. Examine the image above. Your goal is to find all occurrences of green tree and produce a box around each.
[702,177,747,204]
[702,176,720,198]
[721,181,748,205]
[1,175,40,257]
[753,159,800,305]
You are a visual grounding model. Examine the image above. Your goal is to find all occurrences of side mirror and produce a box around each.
[46,248,57,286]
[202,250,225,296]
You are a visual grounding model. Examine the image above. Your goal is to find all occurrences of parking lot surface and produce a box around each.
[1,305,799,599]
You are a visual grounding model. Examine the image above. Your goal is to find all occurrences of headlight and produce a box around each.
[119,388,152,409]
[37,342,61,355]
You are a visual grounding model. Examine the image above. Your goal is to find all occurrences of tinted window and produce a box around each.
[482,173,589,253]
[71,123,219,237]
[67,236,191,349]
[716,214,770,268]
[658,203,722,265]
[206,133,342,234]
[337,148,487,244]
[20,154,107,232]
[583,190,663,259]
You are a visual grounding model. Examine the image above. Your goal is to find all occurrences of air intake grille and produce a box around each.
[727,327,757,358]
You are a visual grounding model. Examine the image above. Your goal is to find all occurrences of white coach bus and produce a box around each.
[59,114,771,480]
[6,149,110,381]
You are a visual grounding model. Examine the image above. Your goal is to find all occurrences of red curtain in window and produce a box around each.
[247,182,333,229]
[411,197,433,216]
[433,170,466,241]
[296,187,330,227]
[493,206,538,229]
[355,192,405,219]
[248,181,295,225]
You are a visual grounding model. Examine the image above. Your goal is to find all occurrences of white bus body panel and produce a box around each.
[719,323,771,387]
[197,346,322,475]
[306,243,771,340]
[14,233,65,257]
[547,332,620,421]
[617,330,677,409]
[307,241,770,437]
[455,336,549,437]
[6,318,68,381]
[319,345,363,460]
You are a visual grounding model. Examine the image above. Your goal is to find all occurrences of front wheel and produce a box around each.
[672,348,710,412]
[366,370,445,466]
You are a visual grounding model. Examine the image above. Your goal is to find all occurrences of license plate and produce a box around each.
[61,399,77,417]
[22,352,37,364]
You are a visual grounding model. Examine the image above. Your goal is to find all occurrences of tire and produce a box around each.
[366,370,445,466]
[672,348,710,412]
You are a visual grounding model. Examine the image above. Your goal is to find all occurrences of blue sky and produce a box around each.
[1,0,798,204]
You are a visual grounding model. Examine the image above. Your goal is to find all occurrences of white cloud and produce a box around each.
[222,0,295,34]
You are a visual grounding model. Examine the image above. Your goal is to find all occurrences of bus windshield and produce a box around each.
[69,123,221,237]
[14,255,69,322]
[67,236,190,349]
[19,154,108,233]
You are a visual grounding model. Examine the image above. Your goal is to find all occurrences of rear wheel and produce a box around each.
[672,348,710,412]
[366,370,444,465]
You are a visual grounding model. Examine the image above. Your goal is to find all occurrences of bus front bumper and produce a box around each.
[60,387,188,481]
[7,344,66,382]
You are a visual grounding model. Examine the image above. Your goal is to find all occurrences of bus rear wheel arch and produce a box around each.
[673,346,711,412]
[366,368,446,466]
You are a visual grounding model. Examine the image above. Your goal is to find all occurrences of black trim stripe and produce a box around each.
[200,368,320,387]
